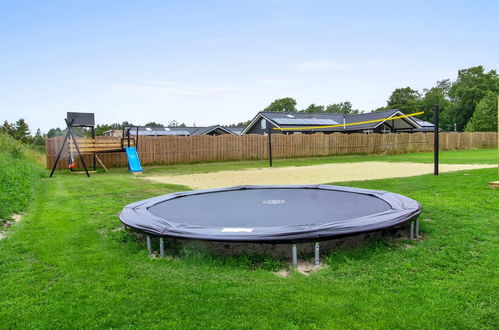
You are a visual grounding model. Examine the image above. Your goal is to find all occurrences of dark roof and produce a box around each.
[243,109,421,133]
[412,118,434,127]
[189,125,235,136]
[224,127,245,135]
[402,118,438,132]
[126,127,191,136]
[126,125,235,136]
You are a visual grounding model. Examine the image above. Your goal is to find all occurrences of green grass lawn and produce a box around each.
[0,135,45,222]
[139,148,498,176]
[0,149,498,328]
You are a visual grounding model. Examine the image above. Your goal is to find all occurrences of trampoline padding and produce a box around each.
[119,185,422,242]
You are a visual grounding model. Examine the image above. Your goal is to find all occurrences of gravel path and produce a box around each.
[145,161,494,190]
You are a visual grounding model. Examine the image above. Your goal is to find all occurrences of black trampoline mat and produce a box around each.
[148,188,391,228]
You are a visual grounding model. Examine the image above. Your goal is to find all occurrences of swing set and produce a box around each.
[49,112,139,177]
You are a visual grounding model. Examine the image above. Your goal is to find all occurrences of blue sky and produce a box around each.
[1,0,498,132]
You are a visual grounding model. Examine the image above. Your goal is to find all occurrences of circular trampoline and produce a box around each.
[119,185,422,243]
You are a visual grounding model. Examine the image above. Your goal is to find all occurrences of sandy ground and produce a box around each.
[145,161,494,190]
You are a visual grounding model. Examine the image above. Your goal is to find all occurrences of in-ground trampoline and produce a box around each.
[119,185,422,266]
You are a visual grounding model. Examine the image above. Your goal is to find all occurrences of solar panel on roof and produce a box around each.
[274,118,339,125]
[165,131,190,135]
[132,130,190,136]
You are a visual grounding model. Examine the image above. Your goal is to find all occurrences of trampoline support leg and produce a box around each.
[159,237,164,258]
[409,221,415,240]
[292,244,298,268]
[146,235,152,255]
[315,242,320,265]
[415,219,420,239]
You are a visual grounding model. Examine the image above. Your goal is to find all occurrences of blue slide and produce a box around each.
[125,147,143,173]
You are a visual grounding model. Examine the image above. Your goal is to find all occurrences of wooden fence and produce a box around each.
[46,132,497,169]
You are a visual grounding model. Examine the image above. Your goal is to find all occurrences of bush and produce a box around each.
[0,134,46,223]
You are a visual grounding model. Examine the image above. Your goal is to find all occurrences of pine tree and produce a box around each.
[13,119,31,143]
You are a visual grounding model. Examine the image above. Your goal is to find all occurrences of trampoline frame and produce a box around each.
[120,185,422,266]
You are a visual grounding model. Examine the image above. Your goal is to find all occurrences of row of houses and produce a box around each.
[105,109,435,137]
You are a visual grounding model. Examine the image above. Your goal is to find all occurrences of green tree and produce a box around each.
[263,97,297,112]
[94,121,134,136]
[385,87,422,113]
[32,128,45,146]
[12,119,31,143]
[448,66,499,131]
[420,80,453,128]
[301,104,325,113]
[94,124,114,136]
[226,120,251,127]
[1,120,15,136]
[47,127,67,138]
[325,101,360,114]
[144,122,163,127]
[464,92,498,132]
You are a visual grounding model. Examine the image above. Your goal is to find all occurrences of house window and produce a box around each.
[261,119,267,130]
[286,114,295,118]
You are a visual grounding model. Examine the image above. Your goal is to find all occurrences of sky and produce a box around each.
[1,0,498,132]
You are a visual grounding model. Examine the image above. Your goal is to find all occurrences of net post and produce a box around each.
[415,219,420,239]
[292,244,298,267]
[267,125,273,167]
[314,242,320,265]
[409,221,415,240]
[92,126,96,171]
[433,104,439,176]
[159,237,164,258]
[146,235,152,255]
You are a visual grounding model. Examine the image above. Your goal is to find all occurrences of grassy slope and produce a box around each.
[0,134,45,221]
[138,148,497,176]
[0,163,498,328]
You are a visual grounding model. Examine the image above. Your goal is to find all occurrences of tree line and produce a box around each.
[2,65,497,145]
[260,66,498,132]
[1,119,44,146]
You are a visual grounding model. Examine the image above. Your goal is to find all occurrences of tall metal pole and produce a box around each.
[497,96,499,175]
[314,242,320,265]
[267,124,273,167]
[291,244,298,267]
[433,104,439,176]
[92,126,96,171]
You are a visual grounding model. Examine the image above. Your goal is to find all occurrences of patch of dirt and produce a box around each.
[144,162,494,189]
[274,260,329,277]
[0,214,22,240]
[296,260,329,275]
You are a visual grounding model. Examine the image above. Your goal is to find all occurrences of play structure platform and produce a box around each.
[49,112,142,177]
